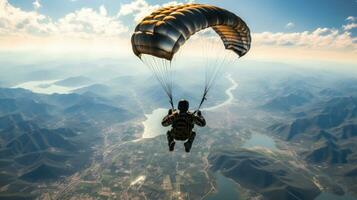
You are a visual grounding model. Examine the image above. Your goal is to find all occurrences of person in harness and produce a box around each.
[162,99,206,152]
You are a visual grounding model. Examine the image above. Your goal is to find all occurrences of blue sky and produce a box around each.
[8,0,357,33]
[1,0,357,64]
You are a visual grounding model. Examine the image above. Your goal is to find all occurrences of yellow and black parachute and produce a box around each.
[131,4,251,109]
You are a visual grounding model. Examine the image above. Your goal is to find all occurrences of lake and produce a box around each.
[142,108,170,139]
[242,132,277,150]
[12,79,85,94]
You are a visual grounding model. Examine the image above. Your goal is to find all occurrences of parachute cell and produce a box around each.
[131,4,251,60]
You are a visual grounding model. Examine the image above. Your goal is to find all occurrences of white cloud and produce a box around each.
[118,0,185,22]
[0,0,127,39]
[118,0,158,22]
[346,16,356,22]
[57,7,128,38]
[285,22,295,29]
[0,0,55,36]
[343,23,357,31]
[99,5,107,16]
[33,0,41,10]
[253,27,356,51]
[342,16,357,31]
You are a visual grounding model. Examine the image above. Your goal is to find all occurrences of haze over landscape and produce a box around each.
[0,0,356,200]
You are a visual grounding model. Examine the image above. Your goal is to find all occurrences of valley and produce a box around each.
[0,66,356,200]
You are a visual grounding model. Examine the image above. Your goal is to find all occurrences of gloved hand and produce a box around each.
[197,110,202,116]
[168,109,176,115]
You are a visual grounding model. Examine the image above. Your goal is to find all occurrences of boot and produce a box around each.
[184,131,196,153]
[184,141,192,152]
[169,141,175,151]
[167,131,175,151]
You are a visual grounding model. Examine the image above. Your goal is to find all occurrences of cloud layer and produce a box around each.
[0,0,127,39]
[254,28,356,50]
[0,0,356,63]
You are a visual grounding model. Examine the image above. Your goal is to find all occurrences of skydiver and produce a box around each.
[161,99,206,152]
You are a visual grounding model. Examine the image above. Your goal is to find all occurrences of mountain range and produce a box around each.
[0,87,135,199]
[209,149,321,200]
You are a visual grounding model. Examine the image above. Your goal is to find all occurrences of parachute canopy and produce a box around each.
[131,3,251,60]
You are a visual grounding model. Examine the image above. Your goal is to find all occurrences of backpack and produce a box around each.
[172,113,193,139]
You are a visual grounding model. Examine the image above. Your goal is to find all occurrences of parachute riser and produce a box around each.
[140,57,175,110]
[195,86,209,113]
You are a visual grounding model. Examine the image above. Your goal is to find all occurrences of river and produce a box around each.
[202,74,237,111]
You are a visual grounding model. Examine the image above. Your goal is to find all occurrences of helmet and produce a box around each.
[178,99,189,112]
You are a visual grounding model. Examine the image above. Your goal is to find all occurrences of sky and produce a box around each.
[1,0,357,64]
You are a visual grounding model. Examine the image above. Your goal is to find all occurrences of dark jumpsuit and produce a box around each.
[161,111,206,147]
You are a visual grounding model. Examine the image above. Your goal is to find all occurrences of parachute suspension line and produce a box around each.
[197,35,223,110]
[157,57,174,109]
[197,62,224,111]
[141,56,174,109]
[162,58,174,109]
[141,31,240,112]
[196,33,238,111]
[196,34,212,111]
[169,60,174,109]
[155,56,174,109]
[195,35,211,110]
